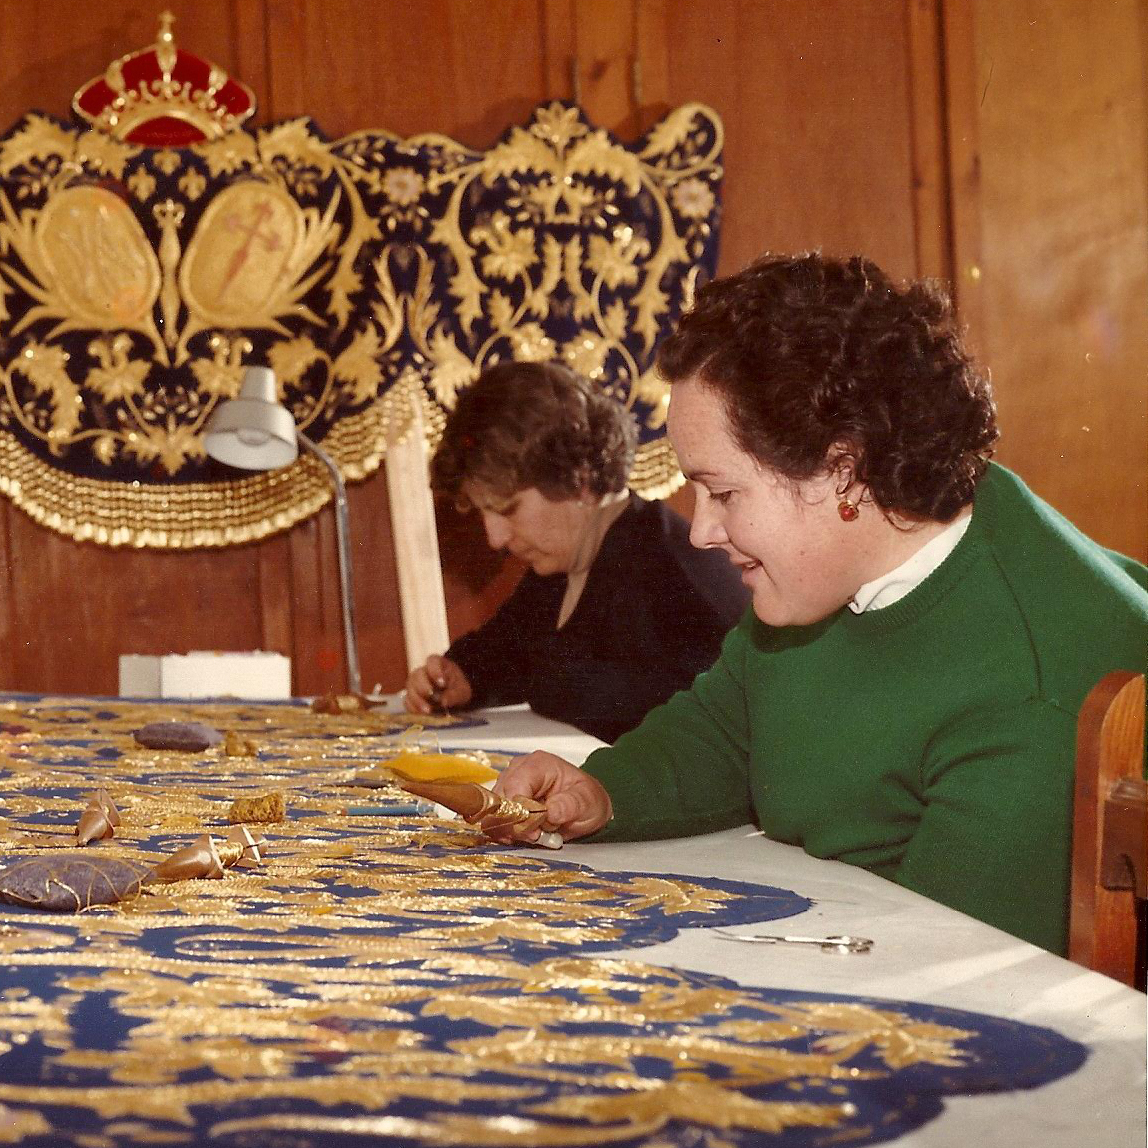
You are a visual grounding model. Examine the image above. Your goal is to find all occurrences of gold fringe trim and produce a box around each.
[1,396,682,548]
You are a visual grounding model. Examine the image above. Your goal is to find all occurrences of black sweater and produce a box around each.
[447,494,749,742]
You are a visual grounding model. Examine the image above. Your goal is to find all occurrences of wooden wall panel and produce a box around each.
[0,0,1143,696]
[264,0,551,143]
[659,0,924,278]
[962,0,1148,560]
[5,531,265,695]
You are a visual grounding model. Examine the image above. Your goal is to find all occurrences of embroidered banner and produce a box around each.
[0,100,722,547]
[0,694,1087,1146]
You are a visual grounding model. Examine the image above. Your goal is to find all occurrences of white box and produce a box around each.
[118,651,292,700]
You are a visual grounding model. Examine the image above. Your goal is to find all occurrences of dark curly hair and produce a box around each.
[656,253,998,521]
[431,361,637,506]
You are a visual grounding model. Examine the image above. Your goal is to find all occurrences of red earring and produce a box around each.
[837,498,859,522]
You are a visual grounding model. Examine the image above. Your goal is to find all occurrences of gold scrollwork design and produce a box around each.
[0,102,722,546]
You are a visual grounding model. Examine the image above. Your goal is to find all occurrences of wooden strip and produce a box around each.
[634,0,670,132]
[938,0,985,356]
[230,0,271,124]
[287,511,339,696]
[385,404,450,675]
[263,0,308,120]
[905,0,952,281]
[572,0,637,131]
[0,506,16,688]
[257,534,294,685]
[541,0,577,98]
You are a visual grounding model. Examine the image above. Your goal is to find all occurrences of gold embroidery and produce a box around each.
[0,100,720,545]
[0,697,983,1144]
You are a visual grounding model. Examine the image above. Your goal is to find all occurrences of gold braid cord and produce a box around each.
[0,101,723,548]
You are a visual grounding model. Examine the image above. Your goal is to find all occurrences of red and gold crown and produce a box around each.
[72,11,255,146]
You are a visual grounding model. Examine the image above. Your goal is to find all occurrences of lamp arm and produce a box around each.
[298,432,361,695]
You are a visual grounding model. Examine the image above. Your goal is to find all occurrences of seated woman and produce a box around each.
[488,253,1148,955]
[403,360,748,742]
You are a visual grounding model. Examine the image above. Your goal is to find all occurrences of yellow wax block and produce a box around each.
[384,750,498,784]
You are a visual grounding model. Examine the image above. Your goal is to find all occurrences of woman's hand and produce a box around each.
[404,655,473,714]
[491,751,613,842]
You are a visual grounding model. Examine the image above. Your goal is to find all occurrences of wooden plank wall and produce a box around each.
[0,0,1143,696]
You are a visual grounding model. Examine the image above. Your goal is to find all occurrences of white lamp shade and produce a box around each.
[203,367,299,470]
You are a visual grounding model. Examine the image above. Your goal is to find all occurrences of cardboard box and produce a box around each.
[118,651,292,700]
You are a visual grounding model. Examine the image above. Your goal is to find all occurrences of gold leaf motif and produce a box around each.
[482,128,562,186]
[507,323,556,362]
[130,421,207,477]
[525,234,564,317]
[632,366,670,430]
[265,337,319,390]
[92,433,118,465]
[257,119,336,177]
[332,325,383,405]
[563,332,608,380]
[197,132,260,178]
[371,251,406,351]
[88,334,150,402]
[531,103,585,152]
[601,298,628,342]
[189,357,240,400]
[0,115,75,177]
[474,213,536,281]
[14,343,80,443]
[151,150,181,176]
[427,329,477,408]
[786,1002,972,1070]
[587,233,640,290]
[487,289,514,332]
[562,237,594,322]
[641,104,706,159]
[430,215,485,334]
[566,131,645,195]
[535,1082,851,1137]
[73,131,134,181]
[0,1103,52,1140]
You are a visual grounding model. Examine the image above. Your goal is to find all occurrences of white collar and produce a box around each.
[848,511,972,614]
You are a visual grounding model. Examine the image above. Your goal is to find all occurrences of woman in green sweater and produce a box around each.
[487,252,1148,955]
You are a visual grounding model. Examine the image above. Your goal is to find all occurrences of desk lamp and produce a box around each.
[203,366,361,694]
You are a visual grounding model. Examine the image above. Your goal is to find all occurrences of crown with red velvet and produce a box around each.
[72,11,255,146]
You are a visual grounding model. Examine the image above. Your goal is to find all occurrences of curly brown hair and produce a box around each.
[656,253,998,521]
[431,361,637,506]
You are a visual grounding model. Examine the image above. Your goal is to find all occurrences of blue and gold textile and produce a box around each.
[0,97,721,547]
[0,695,1086,1146]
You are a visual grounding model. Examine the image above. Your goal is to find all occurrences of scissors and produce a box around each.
[715,929,873,954]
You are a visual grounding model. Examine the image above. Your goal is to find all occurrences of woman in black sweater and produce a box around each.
[403,361,747,742]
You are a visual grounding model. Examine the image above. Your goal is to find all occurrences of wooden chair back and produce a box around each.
[1069,670,1147,988]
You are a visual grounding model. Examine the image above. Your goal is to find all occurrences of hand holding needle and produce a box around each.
[403,655,473,716]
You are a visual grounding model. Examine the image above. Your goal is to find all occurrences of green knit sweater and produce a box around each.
[582,464,1148,954]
